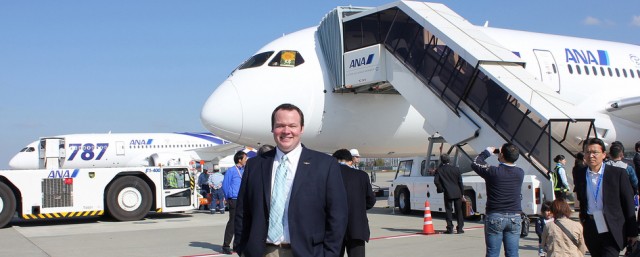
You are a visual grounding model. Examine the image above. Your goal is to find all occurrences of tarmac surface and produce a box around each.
[0,171,583,257]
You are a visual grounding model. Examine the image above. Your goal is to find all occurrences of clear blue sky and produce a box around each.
[1,1,639,169]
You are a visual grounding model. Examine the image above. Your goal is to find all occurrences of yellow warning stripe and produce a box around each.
[156,208,163,213]
[22,210,104,220]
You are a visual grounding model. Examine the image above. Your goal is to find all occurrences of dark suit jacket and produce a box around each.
[574,164,638,250]
[339,165,376,242]
[434,164,464,200]
[234,148,348,257]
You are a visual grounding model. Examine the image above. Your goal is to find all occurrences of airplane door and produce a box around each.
[116,141,125,156]
[533,49,560,92]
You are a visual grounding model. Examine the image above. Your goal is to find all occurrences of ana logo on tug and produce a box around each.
[47,169,80,179]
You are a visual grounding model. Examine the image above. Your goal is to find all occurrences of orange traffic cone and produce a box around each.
[423,200,435,234]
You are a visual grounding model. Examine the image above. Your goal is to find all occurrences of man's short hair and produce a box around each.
[500,143,520,163]
[332,149,353,162]
[233,150,247,164]
[586,138,606,153]
[440,154,450,164]
[612,141,625,152]
[636,141,640,152]
[271,103,304,129]
[609,144,623,159]
[257,144,275,156]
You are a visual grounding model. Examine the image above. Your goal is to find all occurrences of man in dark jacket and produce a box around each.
[471,143,524,257]
[332,149,376,257]
[434,154,465,234]
[574,138,638,257]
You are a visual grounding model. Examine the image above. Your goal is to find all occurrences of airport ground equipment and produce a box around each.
[388,137,540,215]
[320,2,596,213]
[0,138,197,227]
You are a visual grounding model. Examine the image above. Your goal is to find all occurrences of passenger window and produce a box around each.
[238,51,275,70]
[268,50,305,67]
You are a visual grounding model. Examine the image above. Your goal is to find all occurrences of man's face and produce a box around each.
[238,155,248,166]
[585,144,606,170]
[272,109,304,153]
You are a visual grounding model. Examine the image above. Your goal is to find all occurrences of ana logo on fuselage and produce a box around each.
[349,54,375,68]
[130,139,153,145]
[565,48,609,66]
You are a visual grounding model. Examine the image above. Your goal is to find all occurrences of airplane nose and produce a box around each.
[201,80,243,142]
[8,154,33,170]
[8,155,20,169]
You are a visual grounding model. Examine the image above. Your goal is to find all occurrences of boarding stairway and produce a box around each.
[317,1,597,204]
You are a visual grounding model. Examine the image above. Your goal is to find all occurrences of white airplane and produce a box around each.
[200,1,640,173]
[9,132,244,170]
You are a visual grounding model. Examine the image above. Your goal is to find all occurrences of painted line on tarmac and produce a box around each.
[370,225,484,240]
[182,225,485,257]
[182,253,227,257]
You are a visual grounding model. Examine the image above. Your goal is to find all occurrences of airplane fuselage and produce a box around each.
[201,14,640,158]
[9,132,238,169]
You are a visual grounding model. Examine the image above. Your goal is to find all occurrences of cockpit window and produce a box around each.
[20,147,35,152]
[238,51,274,70]
[268,50,305,67]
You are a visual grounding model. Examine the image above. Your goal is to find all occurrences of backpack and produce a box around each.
[520,213,530,238]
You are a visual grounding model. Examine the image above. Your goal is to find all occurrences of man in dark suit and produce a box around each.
[574,138,638,257]
[332,149,376,257]
[234,103,348,257]
[434,154,465,234]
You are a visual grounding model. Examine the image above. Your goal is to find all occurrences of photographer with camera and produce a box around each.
[471,143,525,257]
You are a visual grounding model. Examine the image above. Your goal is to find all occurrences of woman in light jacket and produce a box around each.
[541,199,586,257]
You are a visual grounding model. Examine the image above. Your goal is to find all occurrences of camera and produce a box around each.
[493,149,500,154]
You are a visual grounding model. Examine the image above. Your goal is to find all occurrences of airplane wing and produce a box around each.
[194,142,245,160]
[606,96,640,123]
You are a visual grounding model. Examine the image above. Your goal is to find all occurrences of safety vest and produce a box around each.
[551,165,567,192]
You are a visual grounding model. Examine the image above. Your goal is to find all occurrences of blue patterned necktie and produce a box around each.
[268,155,288,242]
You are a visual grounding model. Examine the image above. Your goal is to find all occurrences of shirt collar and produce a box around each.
[499,162,516,167]
[588,163,605,175]
[275,143,302,165]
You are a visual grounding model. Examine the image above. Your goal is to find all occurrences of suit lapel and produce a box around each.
[262,155,275,211]
[289,148,312,203]
[602,165,615,209]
